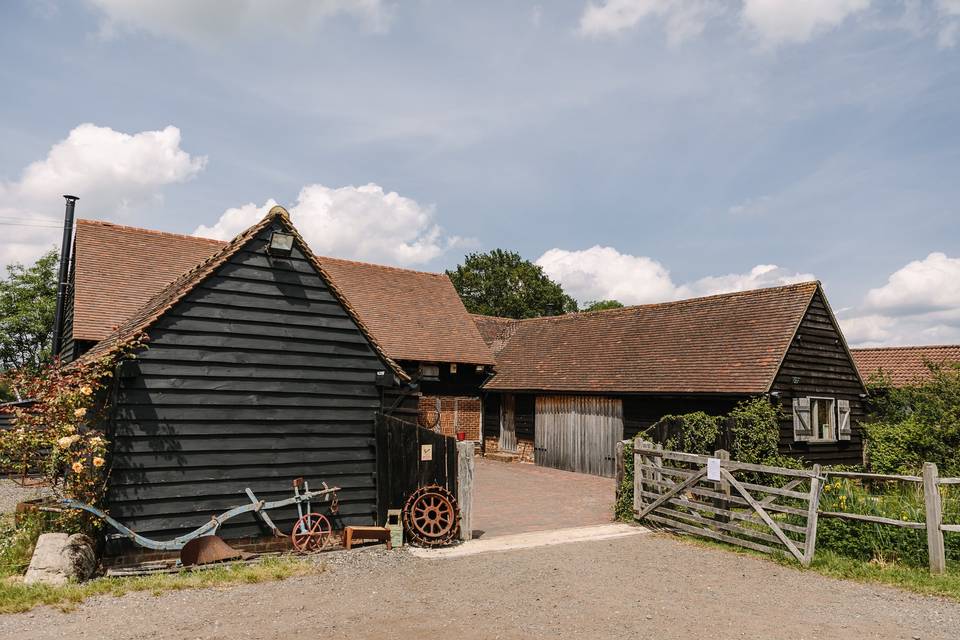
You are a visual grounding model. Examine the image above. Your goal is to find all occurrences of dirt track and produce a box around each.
[4,530,959,640]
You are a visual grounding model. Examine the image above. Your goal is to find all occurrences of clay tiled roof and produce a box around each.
[318,259,495,365]
[72,220,226,341]
[471,314,520,357]
[483,282,820,394]
[77,207,408,379]
[71,218,493,366]
[851,345,960,387]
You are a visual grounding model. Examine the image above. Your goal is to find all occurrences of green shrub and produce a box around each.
[864,363,960,476]
[728,397,782,465]
[655,412,721,455]
[614,439,634,522]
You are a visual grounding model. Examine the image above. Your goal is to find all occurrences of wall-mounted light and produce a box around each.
[267,231,295,257]
[450,363,457,374]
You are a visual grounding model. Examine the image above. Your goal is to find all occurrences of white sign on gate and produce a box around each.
[707,457,722,481]
[421,444,433,461]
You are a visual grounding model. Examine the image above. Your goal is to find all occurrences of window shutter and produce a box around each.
[793,397,812,442]
[837,399,852,441]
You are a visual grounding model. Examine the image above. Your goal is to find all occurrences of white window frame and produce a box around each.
[807,396,837,443]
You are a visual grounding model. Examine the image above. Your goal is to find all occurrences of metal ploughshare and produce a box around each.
[60,478,341,564]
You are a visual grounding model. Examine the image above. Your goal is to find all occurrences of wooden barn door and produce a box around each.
[535,396,623,477]
[499,394,517,453]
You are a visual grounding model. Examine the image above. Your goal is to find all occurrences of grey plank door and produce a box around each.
[535,396,623,477]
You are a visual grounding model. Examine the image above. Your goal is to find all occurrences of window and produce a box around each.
[809,397,836,442]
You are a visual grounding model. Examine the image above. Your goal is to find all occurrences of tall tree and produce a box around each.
[447,249,578,318]
[0,250,59,390]
[584,299,624,312]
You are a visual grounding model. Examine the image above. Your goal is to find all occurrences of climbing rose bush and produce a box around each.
[0,336,145,526]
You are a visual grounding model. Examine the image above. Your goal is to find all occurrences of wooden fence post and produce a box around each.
[714,449,730,523]
[802,464,822,568]
[457,441,475,541]
[923,462,946,574]
[616,440,626,492]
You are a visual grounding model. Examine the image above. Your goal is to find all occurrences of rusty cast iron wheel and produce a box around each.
[290,512,331,552]
[402,484,460,547]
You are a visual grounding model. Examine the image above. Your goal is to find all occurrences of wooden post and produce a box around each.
[923,462,945,574]
[456,441,475,541]
[634,439,652,517]
[714,449,730,523]
[616,440,626,491]
[802,464,822,568]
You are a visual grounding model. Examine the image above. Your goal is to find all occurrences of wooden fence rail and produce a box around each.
[629,441,958,574]
[820,462,956,574]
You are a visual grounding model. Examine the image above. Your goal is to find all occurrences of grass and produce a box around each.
[0,513,323,615]
[0,554,323,615]
[675,532,960,601]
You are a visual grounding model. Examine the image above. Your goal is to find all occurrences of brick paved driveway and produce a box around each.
[471,458,615,538]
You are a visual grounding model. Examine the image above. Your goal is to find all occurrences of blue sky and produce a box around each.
[1,1,959,346]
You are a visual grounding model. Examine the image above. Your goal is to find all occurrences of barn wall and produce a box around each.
[771,290,866,466]
[107,221,395,545]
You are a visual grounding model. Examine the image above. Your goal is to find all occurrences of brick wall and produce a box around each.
[418,395,481,441]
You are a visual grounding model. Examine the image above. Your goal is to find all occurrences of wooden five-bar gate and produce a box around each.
[632,441,822,566]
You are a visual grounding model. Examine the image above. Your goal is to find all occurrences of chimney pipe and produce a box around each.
[51,195,78,359]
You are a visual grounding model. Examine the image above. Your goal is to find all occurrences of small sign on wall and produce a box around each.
[707,457,721,481]
[421,444,433,462]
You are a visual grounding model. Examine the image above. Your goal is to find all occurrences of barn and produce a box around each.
[59,218,495,441]
[476,282,868,474]
[852,344,960,387]
[65,207,416,549]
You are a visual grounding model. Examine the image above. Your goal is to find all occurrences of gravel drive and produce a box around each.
[0,478,50,516]
[3,530,959,639]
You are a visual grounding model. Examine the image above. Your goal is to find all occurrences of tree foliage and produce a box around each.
[446,249,578,318]
[863,363,960,476]
[0,250,59,373]
[584,299,624,312]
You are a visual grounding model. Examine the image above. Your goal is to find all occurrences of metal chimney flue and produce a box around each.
[51,195,78,360]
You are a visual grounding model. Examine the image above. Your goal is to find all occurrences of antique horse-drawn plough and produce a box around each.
[60,478,340,565]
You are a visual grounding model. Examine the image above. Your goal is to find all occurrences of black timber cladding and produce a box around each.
[771,289,866,466]
[107,220,394,542]
[480,289,866,466]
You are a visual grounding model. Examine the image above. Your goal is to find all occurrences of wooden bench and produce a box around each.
[342,526,392,551]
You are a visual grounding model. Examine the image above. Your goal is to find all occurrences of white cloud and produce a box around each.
[938,0,960,46]
[87,0,390,44]
[578,0,876,47]
[535,245,813,305]
[838,253,960,346]
[0,123,205,267]
[741,0,871,45]
[194,183,465,266]
[578,0,723,45]
[863,252,960,313]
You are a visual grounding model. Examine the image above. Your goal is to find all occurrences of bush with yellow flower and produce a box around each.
[0,335,146,532]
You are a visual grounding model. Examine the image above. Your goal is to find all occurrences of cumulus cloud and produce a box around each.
[87,0,390,44]
[194,183,464,266]
[741,0,871,45]
[535,245,814,305]
[578,0,723,44]
[0,123,205,267]
[838,253,960,346]
[938,0,960,47]
[578,0,874,47]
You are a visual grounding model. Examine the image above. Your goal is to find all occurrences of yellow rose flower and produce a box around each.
[65,425,77,433]
[80,386,93,396]
[57,436,74,448]
[74,407,87,418]
[71,461,84,473]
[92,457,105,468]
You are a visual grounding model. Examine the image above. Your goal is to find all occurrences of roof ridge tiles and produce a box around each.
[494,280,821,325]
[851,344,960,352]
[317,255,447,278]
[77,219,228,245]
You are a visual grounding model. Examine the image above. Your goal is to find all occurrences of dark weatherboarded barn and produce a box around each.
[72,206,410,546]
[59,219,495,441]
[477,282,868,474]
